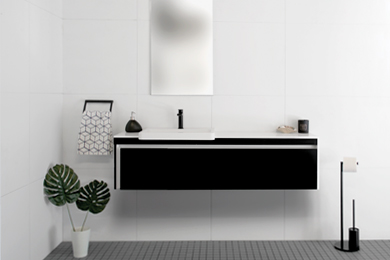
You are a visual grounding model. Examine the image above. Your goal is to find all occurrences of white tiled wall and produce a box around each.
[0,0,63,259]
[63,20,138,95]
[61,0,390,243]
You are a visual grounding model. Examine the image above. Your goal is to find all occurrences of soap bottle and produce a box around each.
[125,112,142,132]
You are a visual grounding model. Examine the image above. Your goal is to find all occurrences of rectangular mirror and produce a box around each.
[150,0,213,95]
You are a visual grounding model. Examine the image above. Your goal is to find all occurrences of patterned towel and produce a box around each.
[77,110,113,155]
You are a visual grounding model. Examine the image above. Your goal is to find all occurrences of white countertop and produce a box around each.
[114,131,317,139]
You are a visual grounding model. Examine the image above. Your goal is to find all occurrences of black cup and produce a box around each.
[298,119,309,133]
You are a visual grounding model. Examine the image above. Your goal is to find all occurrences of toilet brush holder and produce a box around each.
[335,199,360,252]
[348,227,359,251]
[348,199,359,251]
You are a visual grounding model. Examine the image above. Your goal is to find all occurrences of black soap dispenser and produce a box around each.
[125,111,142,132]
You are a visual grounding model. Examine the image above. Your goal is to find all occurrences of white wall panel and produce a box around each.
[1,93,30,196]
[137,21,150,95]
[29,94,63,182]
[286,0,390,24]
[285,168,339,240]
[286,24,390,97]
[63,20,137,95]
[30,5,63,93]
[214,0,285,23]
[1,0,63,259]
[0,0,29,93]
[30,179,62,260]
[214,23,285,96]
[213,96,285,132]
[212,191,285,240]
[1,187,30,260]
[137,191,211,241]
[63,0,136,20]
[27,0,62,17]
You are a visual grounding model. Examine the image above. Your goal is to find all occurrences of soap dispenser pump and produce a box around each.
[125,111,142,132]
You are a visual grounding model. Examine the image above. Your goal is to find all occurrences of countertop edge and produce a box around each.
[114,131,318,139]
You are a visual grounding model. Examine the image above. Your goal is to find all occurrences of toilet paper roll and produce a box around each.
[343,157,358,172]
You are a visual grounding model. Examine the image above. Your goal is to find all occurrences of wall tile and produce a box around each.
[29,94,63,182]
[285,168,339,240]
[1,0,64,259]
[351,97,390,168]
[213,96,285,132]
[1,187,30,260]
[29,5,63,94]
[0,0,29,93]
[137,191,211,240]
[30,179,62,260]
[63,0,136,20]
[287,0,390,24]
[214,22,285,96]
[137,0,150,20]
[27,0,62,18]
[286,24,390,97]
[211,191,285,240]
[214,0,285,23]
[63,20,137,95]
[1,93,30,196]
[137,21,150,95]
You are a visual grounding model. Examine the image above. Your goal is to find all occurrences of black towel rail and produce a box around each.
[83,100,114,112]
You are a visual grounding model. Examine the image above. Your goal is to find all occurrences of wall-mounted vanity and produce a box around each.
[114,131,318,190]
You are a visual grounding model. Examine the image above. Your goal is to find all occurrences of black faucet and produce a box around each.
[177,109,183,129]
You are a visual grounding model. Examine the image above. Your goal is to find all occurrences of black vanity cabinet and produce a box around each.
[114,132,318,190]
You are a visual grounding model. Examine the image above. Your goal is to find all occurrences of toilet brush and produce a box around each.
[348,199,359,251]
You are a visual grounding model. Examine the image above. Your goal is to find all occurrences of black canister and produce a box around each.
[298,119,309,133]
[348,227,359,251]
[348,199,359,251]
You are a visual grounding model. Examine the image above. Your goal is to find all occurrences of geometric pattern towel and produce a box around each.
[77,110,113,155]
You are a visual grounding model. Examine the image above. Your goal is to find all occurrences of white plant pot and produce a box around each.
[71,227,91,258]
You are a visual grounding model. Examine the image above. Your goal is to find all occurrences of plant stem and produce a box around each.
[66,203,76,232]
[81,211,89,232]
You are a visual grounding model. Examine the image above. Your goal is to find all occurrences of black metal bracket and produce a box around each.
[83,100,113,112]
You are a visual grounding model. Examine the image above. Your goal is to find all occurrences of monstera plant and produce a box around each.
[43,164,111,232]
[77,180,111,231]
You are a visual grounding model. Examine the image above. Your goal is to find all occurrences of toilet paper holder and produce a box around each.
[334,157,360,252]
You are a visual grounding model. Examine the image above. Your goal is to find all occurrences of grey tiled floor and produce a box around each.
[45,240,390,260]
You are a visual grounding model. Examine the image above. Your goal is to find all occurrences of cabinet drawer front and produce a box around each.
[116,145,318,190]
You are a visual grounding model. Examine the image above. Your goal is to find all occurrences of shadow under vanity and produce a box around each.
[114,131,318,190]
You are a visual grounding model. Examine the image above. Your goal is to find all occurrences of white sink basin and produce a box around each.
[139,128,215,140]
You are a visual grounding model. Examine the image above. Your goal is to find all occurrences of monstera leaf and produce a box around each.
[43,164,80,207]
[76,180,110,214]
